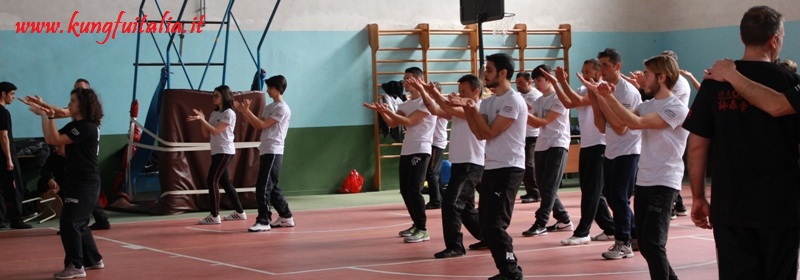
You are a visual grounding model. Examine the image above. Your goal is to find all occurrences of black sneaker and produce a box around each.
[522,225,547,237]
[468,241,488,250]
[434,248,465,259]
[10,221,32,229]
[89,222,111,230]
[425,203,441,210]
[488,273,523,280]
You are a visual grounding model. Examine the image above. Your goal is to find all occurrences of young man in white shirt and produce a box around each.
[597,55,688,280]
[450,53,526,280]
[364,67,436,243]
[552,60,616,245]
[520,64,573,237]
[516,72,542,204]
[582,48,642,260]
[412,74,486,258]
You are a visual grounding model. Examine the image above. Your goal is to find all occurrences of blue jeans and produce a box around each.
[603,154,638,243]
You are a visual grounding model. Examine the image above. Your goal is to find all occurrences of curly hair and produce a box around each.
[71,88,104,126]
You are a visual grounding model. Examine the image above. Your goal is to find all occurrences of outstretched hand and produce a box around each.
[234,99,252,112]
[621,71,643,89]
[576,72,599,92]
[596,82,615,97]
[448,93,475,108]
[186,109,205,122]
[555,66,568,82]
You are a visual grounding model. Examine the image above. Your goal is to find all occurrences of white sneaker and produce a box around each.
[248,222,271,232]
[198,215,221,225]
[223,211,247,221]
[270,217,295,227]
[561,235,591,245]
[591,232,613,241]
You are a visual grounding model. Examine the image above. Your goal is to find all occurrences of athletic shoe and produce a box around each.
[433,248,465,259]
[270,217,295,227]
[223,211,247,221]
[89,222,111,230]
[520,194,540,203]
[248,222,271,232]
[670,209,678,220]
[10,221,32,229]
[591,232,613,241]
[468,241,488,250]
[546,221,574,232]
[631,238,639,251]
[86,260,104,270]
[601,240,634,260]
[404,229,430,243]
[424,203,441,210]
[522,225,547,237]
[398,226,416,237]
[53,263,86,279]
[488,273,523,280]
[561,235,591,245]
[675,207,688,216]
[197,215,221,225]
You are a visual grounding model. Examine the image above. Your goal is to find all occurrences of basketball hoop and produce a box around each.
[491,13,516,35]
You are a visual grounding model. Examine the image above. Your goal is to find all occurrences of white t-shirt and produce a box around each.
[673,75,691,106]
[634,95,689,190]
[209,108,236,155]
[449,101,485,165]
[576,86,606,148]
[604,79,642,159]
[432,117,449,149]
[521,88,543,137]
[259,101,291,155]
[480,88,527,170]
[397,97,435,155]
[533,92,571,151]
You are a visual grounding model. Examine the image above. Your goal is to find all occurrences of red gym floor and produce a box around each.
[0,188,719,279]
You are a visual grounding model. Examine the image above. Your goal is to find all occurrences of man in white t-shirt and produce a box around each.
[520,64,573,237]
[551,59,616,245]
[596,55,688,280]
[413,74,486,258]
[516,72,543,204]
[364,67,436,243]
[424,82,449,210]
[235,75,296,232]
[450,53,526,280]
[583,48,642,260]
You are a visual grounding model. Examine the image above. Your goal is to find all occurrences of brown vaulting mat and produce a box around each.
[152,89,265,215]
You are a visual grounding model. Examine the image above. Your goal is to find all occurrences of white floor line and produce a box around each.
[185,222,412,234]
[93,235,276,275]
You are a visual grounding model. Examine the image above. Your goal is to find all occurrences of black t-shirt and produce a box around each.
[0,104,16,164]
[59,120,99,175]
[683,61,800,227]
[782,77,800,121]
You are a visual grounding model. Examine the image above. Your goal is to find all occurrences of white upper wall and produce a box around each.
[2,0,799,32]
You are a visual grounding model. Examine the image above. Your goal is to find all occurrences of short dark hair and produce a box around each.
[0,81,17,95]
[486,53,514,80]
[516,72,532,80]
[740,6,782,47]
[597,48,622,65]
[530,64,552,80]
[265,75,287,94]
[457,74,481,91]
[404,67,424,78]
[75,78,90,86]
[583,58,600,70]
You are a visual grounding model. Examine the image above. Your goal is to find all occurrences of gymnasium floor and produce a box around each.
[0,186,719,279]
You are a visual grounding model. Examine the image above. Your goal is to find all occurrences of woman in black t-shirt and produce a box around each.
[31,88,104,279]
